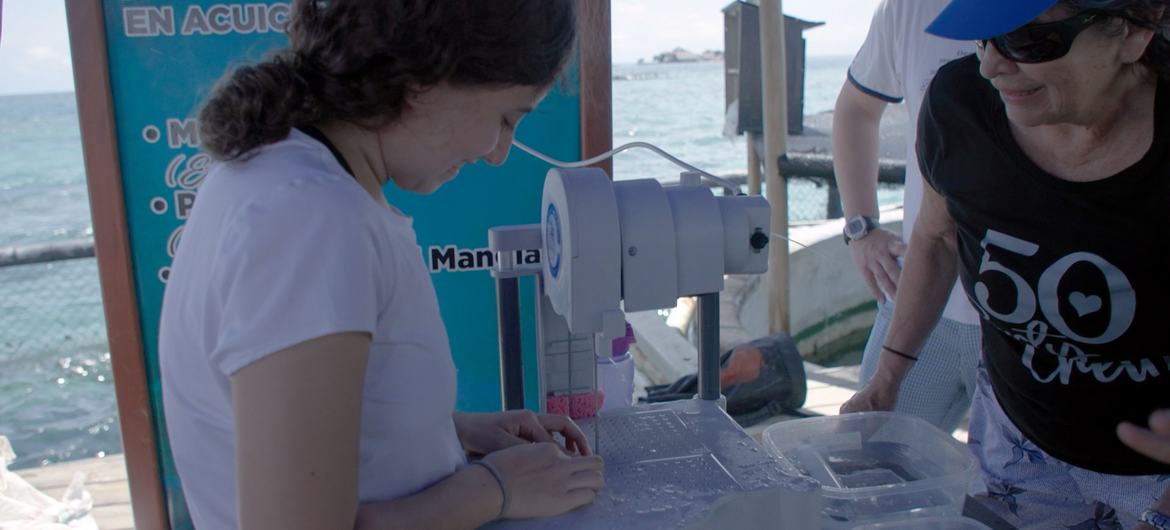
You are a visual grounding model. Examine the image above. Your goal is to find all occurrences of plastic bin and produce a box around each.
[762,412,976,528]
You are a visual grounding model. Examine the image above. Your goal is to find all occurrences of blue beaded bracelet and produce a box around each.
[1142,509,1170,530]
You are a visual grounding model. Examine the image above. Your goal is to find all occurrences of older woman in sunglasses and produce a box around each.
[841,0,1170,527]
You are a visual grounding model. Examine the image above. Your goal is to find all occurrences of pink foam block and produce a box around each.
[546,391,605,419]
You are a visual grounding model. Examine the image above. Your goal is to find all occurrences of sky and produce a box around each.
[0,0,881,96]
[611,0,881,64]
[0,1,73,96]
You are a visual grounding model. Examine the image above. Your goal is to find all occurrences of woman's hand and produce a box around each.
[848,228,907,303]
[455,410,592,456]
[840,368,902,415]
[483,443,604,520]
[1118,409,1170,465]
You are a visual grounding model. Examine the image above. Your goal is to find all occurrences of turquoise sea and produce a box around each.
[0,92,118,470]
[0,57,859,470]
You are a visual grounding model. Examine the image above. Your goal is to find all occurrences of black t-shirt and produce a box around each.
[918,55,1170,476]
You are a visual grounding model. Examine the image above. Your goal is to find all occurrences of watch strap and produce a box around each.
[843,215,880,245]
[1142,509,1170,530]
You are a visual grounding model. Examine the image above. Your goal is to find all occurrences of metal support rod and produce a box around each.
[496,277,525,410]
[697,293,721,401]
[0,239,95,268]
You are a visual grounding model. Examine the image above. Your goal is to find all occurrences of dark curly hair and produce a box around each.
[1065,0,1170,79]
[199,0,577,160]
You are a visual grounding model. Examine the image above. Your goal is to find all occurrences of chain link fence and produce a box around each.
[715,154,908,223]
[785,178,906,223]
[0,251,120,470]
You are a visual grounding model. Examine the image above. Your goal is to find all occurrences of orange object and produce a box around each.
[720,347,765,388]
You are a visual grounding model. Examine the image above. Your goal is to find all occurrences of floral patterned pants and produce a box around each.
[968,365,1167,529]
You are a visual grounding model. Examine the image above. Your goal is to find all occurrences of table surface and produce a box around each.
[488,399,821,529]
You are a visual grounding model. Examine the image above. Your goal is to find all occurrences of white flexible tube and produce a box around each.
[512,139,741,195]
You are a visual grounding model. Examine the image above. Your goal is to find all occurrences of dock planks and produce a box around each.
[15,453,134,530]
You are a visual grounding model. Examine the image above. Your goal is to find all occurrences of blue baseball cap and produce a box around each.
[927,0,1060,40]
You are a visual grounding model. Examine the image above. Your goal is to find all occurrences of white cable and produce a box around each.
[772,232,822,256]
[512,139,741,194]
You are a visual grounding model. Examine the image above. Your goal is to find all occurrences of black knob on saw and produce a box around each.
[750,231,770,251]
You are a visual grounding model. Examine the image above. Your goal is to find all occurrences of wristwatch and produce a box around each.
[1142,509,1170,530]
[843,215,880,245]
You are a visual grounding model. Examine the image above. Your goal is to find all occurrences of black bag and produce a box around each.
[640,333,808,427]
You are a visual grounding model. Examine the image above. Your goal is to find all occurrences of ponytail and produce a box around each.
[197,52,319,160]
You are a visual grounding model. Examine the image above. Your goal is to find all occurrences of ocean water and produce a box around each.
[0,56,861,470]
[0,93,94,246]
[610,58,852,182]
[0,93,118,470]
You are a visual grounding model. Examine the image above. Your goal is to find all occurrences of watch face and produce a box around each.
[847,219,864,236]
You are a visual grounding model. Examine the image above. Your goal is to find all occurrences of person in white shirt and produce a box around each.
[158,2,603,529]
[832,0,981,433]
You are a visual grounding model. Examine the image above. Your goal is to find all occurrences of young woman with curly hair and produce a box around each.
[158,2,602,529]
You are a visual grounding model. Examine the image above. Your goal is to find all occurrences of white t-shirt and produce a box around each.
[159,129,466,529]
[848,0,980,325]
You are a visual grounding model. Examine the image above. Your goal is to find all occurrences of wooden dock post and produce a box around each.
[760,0,791,334]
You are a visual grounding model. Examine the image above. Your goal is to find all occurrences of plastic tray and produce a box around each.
[763,412,977,528]
[489,399,820,529]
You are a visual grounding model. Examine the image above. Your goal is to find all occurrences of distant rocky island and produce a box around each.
[643,48,724,64]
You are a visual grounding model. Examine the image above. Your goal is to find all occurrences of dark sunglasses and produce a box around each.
[976,11,1107,64]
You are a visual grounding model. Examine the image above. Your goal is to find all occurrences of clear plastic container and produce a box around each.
[597,323,636,411]
[596,352,634,411]
[854,516,992,529]
[762,412,977,528]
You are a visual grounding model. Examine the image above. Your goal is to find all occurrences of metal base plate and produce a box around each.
[488,399,818,529]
